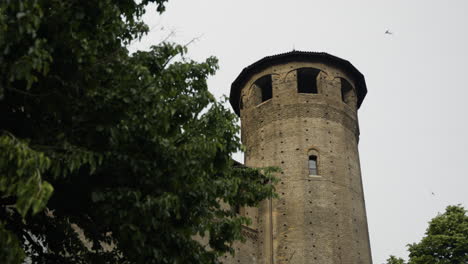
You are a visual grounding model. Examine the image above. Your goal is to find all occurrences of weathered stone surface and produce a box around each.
[226,57,372,264]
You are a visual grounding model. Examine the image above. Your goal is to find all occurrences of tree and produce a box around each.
[0,1,277,263]
[385,256,405,264]
[385,205,468,264]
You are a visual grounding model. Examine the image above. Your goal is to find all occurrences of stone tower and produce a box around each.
[227,51,372,264]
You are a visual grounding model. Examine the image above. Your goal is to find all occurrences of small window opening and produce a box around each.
[254,75,272,102]
[340,78,354,106]
[309,155,318,175]
[297,68,320,94]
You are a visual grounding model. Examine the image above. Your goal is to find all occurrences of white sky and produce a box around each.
[132,1,468,263]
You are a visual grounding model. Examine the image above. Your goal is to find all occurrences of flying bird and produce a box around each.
[385,29,393,35]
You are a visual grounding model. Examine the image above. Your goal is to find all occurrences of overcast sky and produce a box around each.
[131,1,468,263]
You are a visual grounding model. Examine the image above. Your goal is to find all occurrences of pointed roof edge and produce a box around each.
[229,51,367,116]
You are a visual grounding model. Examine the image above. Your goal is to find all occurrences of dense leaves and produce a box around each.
[386,205,468,264]
[0,1,277,263]
[385,256,406,264]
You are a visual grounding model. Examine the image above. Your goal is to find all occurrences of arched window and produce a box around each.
[308,149,319,176]
[297,68,320,94]
[253,74,273,103]
[340,78,355,107]
[309,155,318,175]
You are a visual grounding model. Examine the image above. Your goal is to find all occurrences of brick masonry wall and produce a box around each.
[226,61,372,264]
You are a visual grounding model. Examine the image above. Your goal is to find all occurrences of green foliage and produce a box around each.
[0,134,53,217]
[407,205,468,264]
[386,256,405,264]
[385,205,468,264]
[0,0,276,263]
[0,222,24,264]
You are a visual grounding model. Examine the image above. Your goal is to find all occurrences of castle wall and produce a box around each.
[233,61,372,264]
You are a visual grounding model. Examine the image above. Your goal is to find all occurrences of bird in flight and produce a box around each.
[385,29,393,35]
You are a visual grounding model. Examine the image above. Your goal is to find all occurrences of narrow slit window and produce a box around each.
[309,155,318,175]
[297,68,320,94]
[340,78,356,109]
[254,75,272,102]
[340,78,354,105]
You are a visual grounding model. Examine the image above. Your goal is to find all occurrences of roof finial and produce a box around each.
[292,43,295,51]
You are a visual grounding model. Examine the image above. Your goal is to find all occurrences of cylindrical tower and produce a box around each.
[229,51,372,264]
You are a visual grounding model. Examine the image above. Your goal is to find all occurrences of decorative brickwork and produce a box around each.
[226,52,372,264]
